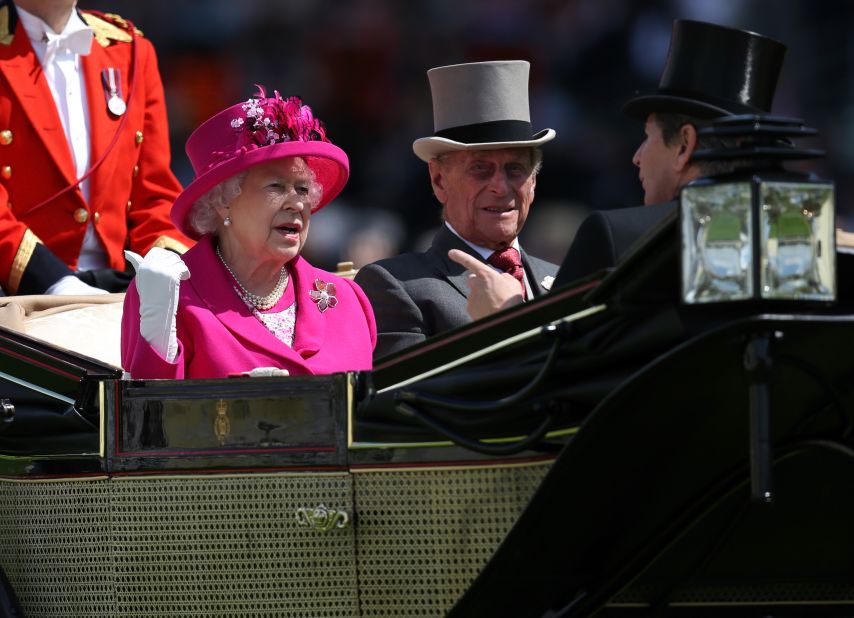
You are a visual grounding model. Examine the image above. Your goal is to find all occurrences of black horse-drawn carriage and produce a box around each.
[2,151,854,616]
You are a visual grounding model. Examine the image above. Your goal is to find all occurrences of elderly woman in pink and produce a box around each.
[121,87,376,379]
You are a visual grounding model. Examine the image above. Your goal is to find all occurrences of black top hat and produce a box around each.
[623,20,787,120]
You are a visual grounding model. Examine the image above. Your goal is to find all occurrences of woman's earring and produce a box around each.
[224,216,231,227]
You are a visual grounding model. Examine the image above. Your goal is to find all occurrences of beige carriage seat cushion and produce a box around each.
[0,294,125,368]
[335,261,358,280]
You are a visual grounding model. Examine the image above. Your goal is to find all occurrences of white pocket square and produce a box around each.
[541,275,554,291]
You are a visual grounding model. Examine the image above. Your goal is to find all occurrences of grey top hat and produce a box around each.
[412,60,556,162]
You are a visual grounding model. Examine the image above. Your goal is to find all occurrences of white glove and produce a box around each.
[125,248,190,363]
[46,275,109,296]
[242,367,290,377]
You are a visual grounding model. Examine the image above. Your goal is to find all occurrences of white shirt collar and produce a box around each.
[444,221,521,261]
[16,5,93,62]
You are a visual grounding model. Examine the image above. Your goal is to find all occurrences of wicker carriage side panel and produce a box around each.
[110,473,358,617]
[0,473,359,618]
[352,460,552,617]
[0,479,114,617]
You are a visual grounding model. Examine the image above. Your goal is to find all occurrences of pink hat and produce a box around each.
[171,86,350,239]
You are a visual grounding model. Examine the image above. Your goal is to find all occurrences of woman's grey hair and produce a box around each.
[187,172,248,237]
[186,161,323,237]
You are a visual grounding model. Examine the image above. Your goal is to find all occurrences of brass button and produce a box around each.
[135,130,143,145]
[93,211,101,224]
[73,208,88,223]
[126,199,132,211]
[0,130,11,146]
[1,165,10,179]
[132,164,139,177]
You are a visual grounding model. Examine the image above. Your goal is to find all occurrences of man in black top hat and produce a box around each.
[552,19,787,286]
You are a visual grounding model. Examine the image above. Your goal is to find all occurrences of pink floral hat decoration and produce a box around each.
[171,86,350,239]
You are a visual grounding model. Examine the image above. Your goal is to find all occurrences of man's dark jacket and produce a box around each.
[355,225,557,360]
[554,201,675,288]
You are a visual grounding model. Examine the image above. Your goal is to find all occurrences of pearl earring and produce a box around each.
[224,216,231,227]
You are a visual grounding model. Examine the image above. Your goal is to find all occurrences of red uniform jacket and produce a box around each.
[0,5,193,293]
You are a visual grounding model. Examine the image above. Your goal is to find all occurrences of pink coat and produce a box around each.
[121,236,376,379]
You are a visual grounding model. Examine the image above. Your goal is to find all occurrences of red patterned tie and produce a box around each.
[487,247,526,300]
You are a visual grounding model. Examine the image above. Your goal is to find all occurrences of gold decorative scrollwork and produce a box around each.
[213,398,231,446]
[295,504,350,532]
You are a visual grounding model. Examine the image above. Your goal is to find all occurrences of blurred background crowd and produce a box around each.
[87,0,854,271]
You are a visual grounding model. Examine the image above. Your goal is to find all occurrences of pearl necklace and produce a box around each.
[216,245,289,310]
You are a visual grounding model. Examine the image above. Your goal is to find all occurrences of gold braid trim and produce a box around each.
[103,13,144,37]
[82,12,143,47]
[8,229,41,295]
[151,235,190,255]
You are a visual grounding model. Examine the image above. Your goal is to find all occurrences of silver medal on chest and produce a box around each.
[102,67,126,117]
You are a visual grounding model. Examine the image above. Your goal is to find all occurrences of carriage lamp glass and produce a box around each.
[681,182,753,303]
[760,182,835,301]
[681,179,836,304]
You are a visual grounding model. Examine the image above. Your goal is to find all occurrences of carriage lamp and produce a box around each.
[680,115,835,305]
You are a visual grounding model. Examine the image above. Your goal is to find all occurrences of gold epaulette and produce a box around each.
[82,12,144,47]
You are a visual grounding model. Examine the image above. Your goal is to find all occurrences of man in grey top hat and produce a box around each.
[354,60,558,360]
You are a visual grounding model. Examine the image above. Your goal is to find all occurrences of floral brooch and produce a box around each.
[310,279,338,313]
